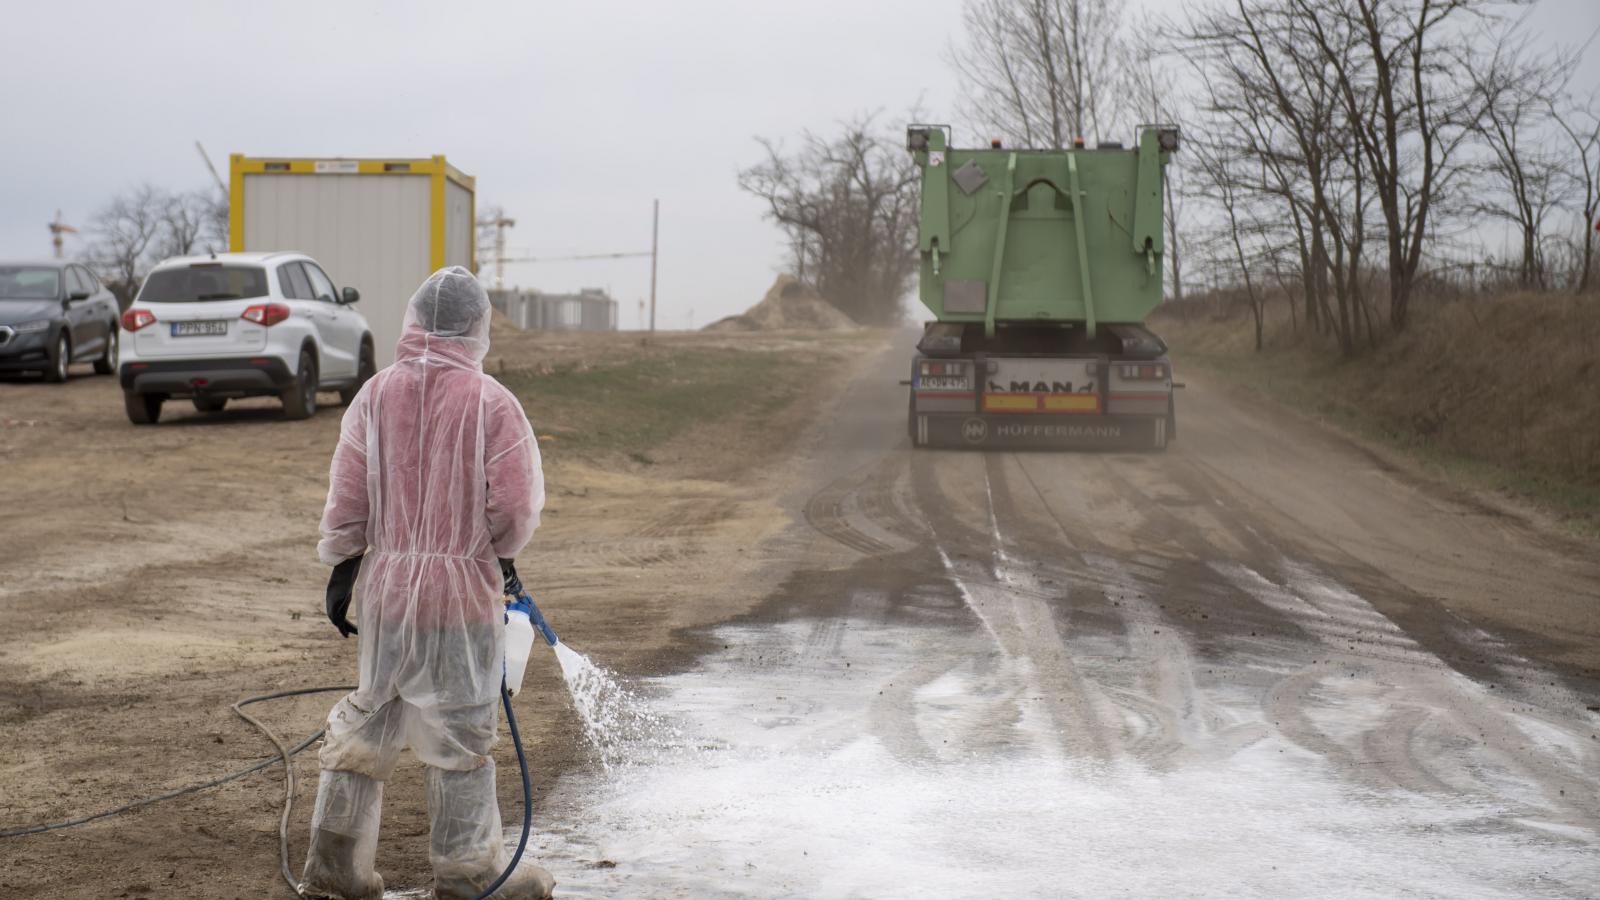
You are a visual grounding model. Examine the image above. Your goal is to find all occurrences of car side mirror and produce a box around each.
[68,290,91,302]
[341,287,360,305]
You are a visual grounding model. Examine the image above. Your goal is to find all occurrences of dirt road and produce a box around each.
[531,336,1600,897]
[3,330,1598,898]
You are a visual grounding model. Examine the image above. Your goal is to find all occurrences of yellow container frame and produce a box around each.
[228,155,476,273]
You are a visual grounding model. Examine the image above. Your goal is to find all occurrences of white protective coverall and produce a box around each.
[299,267,553,900]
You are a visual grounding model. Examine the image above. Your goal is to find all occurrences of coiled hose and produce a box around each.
[0,683,535,900]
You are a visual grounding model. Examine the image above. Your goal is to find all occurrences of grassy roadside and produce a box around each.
[496,332,878,469]
[1157,299,1600,538]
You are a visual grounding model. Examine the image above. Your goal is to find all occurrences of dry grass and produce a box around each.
[1154,292,1600,527]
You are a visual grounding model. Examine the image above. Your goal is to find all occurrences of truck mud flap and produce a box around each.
[916,414,1167,451]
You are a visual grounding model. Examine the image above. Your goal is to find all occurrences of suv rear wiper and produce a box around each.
[196,292,241,300]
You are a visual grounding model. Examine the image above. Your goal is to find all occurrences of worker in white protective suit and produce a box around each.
[299,267,555,900]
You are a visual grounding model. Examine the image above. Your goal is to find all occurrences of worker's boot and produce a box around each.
[426,763,556,899]
[299,770,386,900]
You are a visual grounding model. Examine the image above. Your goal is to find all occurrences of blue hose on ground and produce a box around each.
[472,682,534,900]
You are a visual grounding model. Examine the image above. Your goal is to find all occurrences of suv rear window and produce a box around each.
[138,264,268,303]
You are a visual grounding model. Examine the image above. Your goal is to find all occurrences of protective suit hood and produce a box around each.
[395,266,492,369]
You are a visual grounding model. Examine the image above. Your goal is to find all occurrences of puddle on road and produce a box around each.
[507,614,1598,899]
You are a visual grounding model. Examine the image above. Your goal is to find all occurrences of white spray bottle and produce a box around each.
[504,593,558,696]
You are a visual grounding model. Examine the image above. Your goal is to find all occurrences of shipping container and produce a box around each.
[229,155,475,365]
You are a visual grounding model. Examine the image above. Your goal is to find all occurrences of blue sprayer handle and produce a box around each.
[512,591,559,647]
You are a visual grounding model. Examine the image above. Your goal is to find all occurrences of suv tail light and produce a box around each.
[241,303,290,327]
[121,309,157,332]
[1118,363,1168,381]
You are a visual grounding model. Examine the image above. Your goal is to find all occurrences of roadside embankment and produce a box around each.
[1153,292,1600,534]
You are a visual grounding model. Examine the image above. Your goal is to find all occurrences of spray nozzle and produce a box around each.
[513,591,560,647]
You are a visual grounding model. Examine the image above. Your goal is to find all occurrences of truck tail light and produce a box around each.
[121,309,157,332]
[241,303,290,327]
[919,360,969,377]
[1119,363,1168,381]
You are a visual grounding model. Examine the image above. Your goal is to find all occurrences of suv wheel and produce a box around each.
[94,328,119,376]
[125,391,163,425]
[46,333,70,383]
[282,348,318,420]
[340,340,375,406]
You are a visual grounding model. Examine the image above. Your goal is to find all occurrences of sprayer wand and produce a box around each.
[510,591,559,646]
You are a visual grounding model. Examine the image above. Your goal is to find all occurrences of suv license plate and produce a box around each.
[172,320,228,337]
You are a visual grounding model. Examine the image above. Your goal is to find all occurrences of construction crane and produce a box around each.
[477,199,661,330]
[48,210,78,259]
[476,210,517,290]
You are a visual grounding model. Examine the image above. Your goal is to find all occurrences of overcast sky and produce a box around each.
[5,0,1595,329]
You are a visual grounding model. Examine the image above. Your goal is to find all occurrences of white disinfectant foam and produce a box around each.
[552,641,682,772]
[505,612,1599,900]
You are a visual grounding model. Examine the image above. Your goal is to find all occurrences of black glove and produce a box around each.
[499,557,524,598]
[325,554,363,638]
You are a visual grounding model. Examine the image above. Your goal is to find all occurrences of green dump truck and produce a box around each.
[905,125,1179,450]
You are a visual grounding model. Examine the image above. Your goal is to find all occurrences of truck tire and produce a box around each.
[907,391,920,447]
[125,391,163,425]
[281,348,318,420]
[1166,396,1178,444]
[340,340,375,406]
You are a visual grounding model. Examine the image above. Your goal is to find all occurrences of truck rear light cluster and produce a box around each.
[919,360,968,377]
[241,303,291,327]
[121,309,158,332]
[1119,363,1168,381]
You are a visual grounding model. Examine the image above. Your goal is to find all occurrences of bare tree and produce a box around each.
[1467,30,1568,289]
[1299,0,1485,331]
[1550,92,1600,293]
[738,114,921,325]
[951,0,1126,147]
[88,184,165,307]
[87,185,229,307]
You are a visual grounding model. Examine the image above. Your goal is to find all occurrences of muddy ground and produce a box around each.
[3,328,1599,898]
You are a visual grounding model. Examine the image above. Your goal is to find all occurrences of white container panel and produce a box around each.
[243,173,431,366]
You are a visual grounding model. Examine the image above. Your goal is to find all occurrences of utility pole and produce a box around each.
[649,199,659,332]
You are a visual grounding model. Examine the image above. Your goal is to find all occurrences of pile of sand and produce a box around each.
[704,276,858,332]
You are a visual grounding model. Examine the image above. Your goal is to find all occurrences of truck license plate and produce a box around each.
[172,320,228,337]
[919,376,970,391]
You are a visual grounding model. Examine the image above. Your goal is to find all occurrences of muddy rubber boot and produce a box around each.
[426,762,556,899]
[299,770,386,900]
[431,861,555,900]
[298,830,385,900]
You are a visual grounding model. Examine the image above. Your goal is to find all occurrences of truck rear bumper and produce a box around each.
[913,412,1169,450]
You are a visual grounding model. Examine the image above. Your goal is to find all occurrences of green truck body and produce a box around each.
[905,126,1180,451]
[909,126,1175,337]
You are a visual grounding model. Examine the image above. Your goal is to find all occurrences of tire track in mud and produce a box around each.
[1001,449,1600,833]
[998,453,1270,772]
[1219,561,1600,826]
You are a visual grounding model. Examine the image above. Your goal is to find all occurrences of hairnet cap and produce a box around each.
[410,266,489,337]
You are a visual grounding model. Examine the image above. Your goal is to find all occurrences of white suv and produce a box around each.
[118,252,375,424]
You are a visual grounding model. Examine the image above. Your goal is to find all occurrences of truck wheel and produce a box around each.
[907,391,920,447]
[94,328,118,375]
[282,348,318,420]
[1167,396,1178,443]
[125,391,163,425]
[340,340,375,406]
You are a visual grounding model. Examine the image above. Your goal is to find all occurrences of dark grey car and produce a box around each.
[0,260,121,382]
